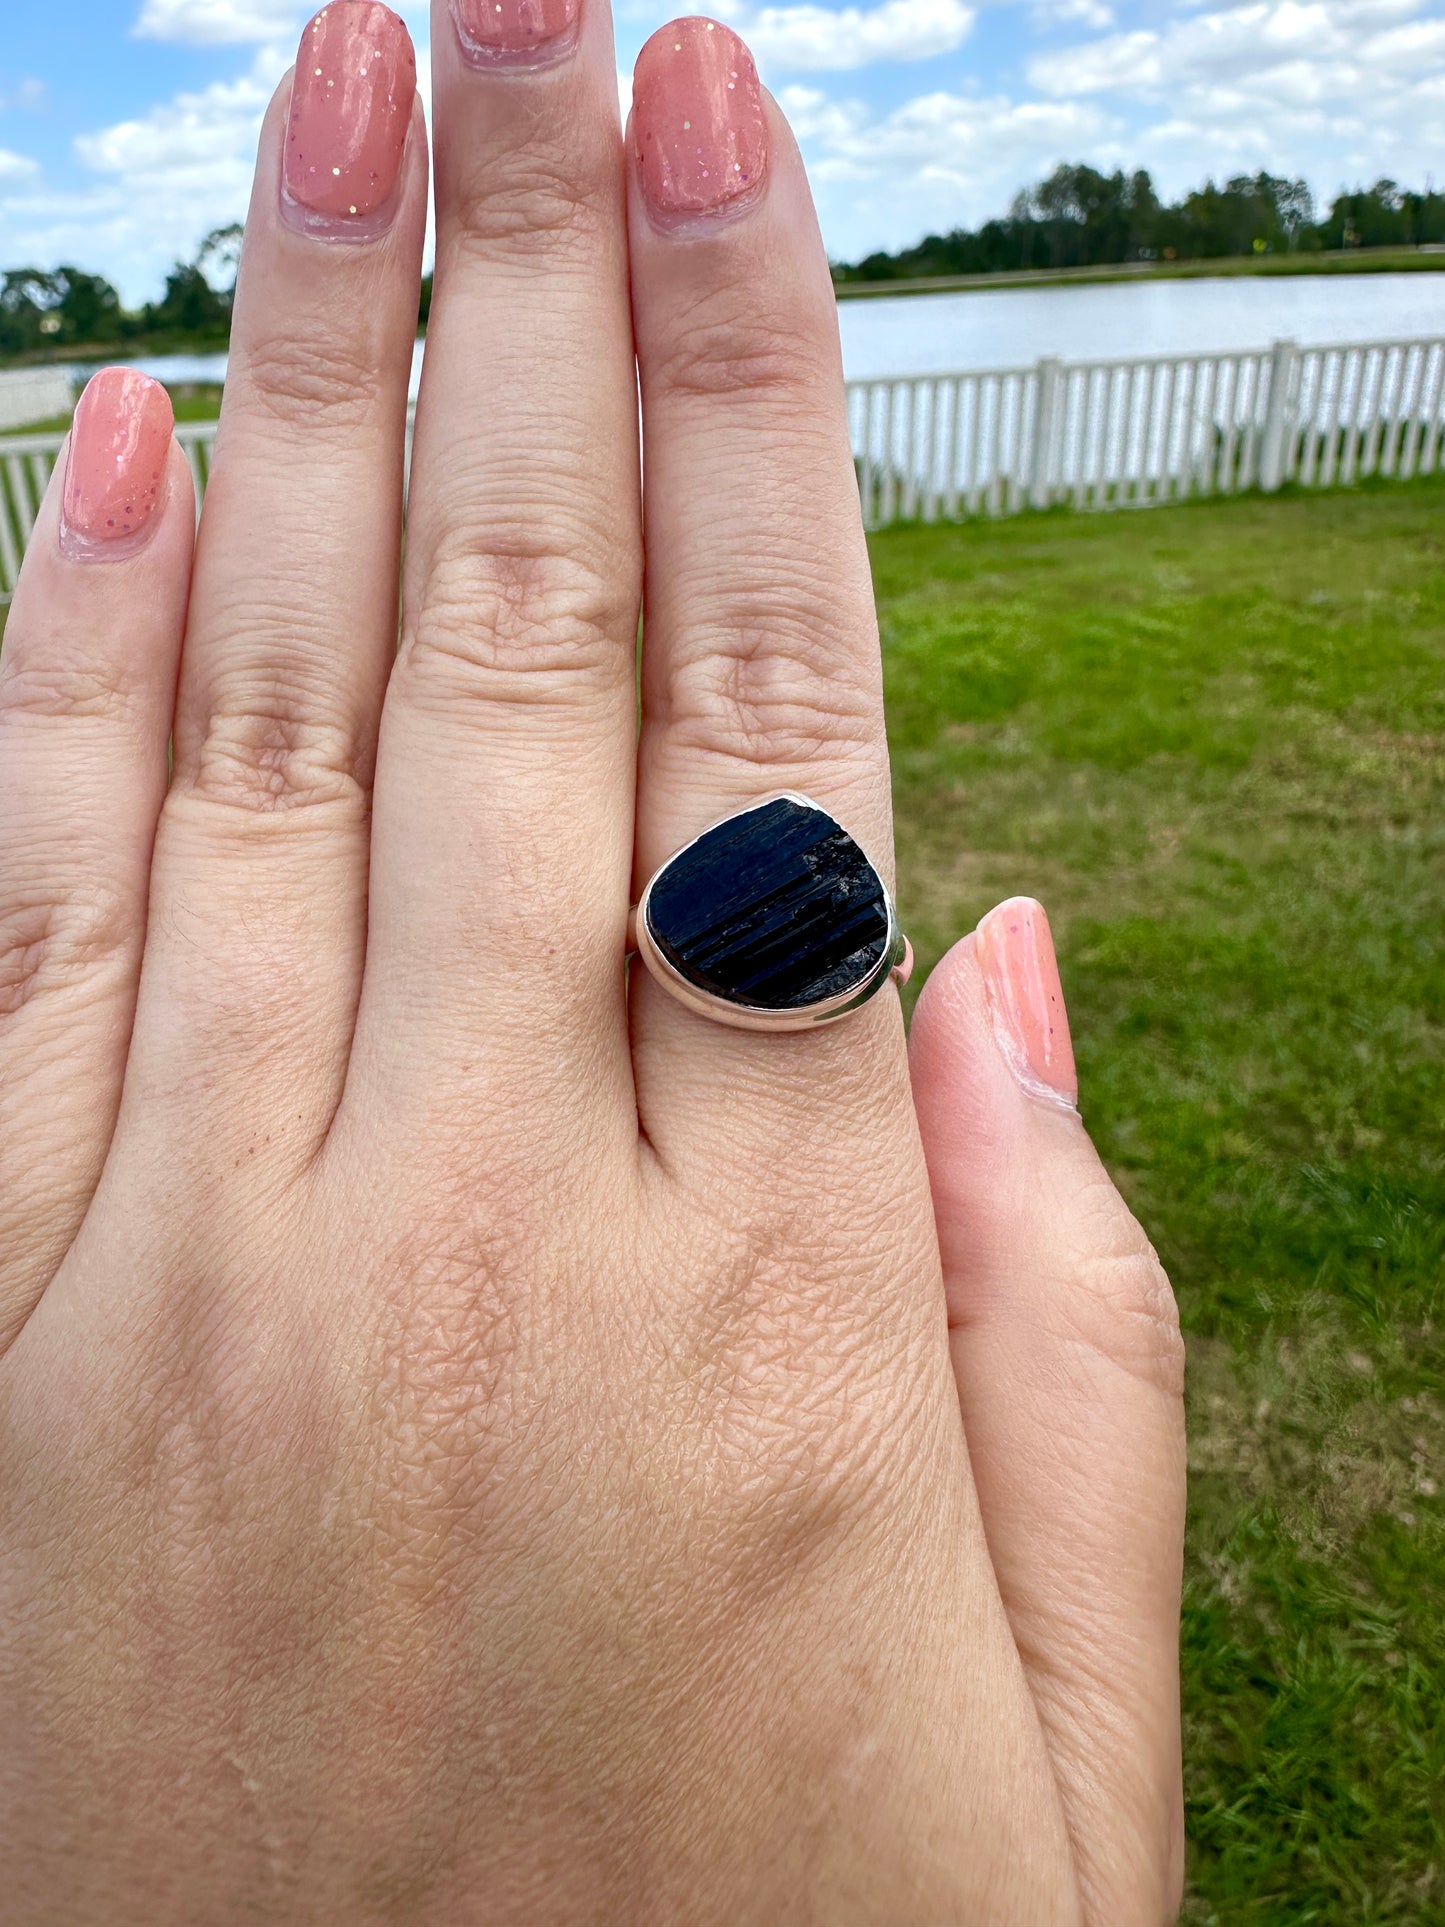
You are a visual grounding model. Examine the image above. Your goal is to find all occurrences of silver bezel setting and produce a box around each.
[633,793,911,1033]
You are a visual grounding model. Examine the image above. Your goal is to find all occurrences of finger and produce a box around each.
[626,26,898,1159]
[342,0,640,1143]
[909,902,1187,1927]
[125,6,425,1163]
[0,373,191,1352]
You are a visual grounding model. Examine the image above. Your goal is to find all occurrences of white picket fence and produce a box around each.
[3,334,1444,599]
[851,334,1445,526]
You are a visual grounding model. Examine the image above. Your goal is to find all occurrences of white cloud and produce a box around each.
[746,0,974,70]
[1019,0,1445,209]
[0,51,288,303]
[132,0,303,45]
[1029,0,1443,99]
[0,150,40,182]
[779,82,1121,254]
[75,69,277,181]
[1017,0,1445,199]
[1030,28,1157,92]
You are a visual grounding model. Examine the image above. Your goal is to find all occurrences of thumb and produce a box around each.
[910,900,1187,1927]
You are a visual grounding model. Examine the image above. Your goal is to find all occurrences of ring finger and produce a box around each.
[627,23,900,1159]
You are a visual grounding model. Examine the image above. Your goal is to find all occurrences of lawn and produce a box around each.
[874,477,1444,1925]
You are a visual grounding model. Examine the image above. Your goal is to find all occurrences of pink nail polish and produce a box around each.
[282,2,417,239]
[975,898,1078,1110]
[60,369,173,561]
[450,0,579,67]
[632,18,767,224]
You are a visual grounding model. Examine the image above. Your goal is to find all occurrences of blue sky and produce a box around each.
[1,0,1442,303]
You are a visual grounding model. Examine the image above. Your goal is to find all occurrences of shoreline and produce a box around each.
[831,244,1445,300]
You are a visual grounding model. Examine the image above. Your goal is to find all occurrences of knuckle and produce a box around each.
[0,659,146,731]
[0,884,132,1021]
[400,537,633,713]
[187,709,366,816]
[236,331,385,434]
[446,150,607,268]
[662,605,882,770]
[652,296,830,405]
[177,639,370,816]
[1063,1185,1185,1400]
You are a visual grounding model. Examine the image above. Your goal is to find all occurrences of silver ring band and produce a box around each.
[630,793,912,1032]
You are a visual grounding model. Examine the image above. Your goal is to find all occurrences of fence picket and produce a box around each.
[0,457,23,590]
[1398,345,1432,479]
[1414,343,1445,476]
[944,375,965,518]
[964,374,985,516]
[1154,358,1178,501]
[1342,348,1372,482]
[1237,355,1262,490]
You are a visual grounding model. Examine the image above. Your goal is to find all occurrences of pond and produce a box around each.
[46,270,1445,394]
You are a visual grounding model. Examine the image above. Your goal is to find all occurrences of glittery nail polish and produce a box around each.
[975,897,1078,1110]
[282,2,417,240]
[60,369,173,561]
[632,18,767,225]
[450,0,579,68]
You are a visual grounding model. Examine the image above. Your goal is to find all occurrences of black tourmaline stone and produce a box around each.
[645,796,890,1011]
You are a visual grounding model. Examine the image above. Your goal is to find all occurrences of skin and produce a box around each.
[0,2,1186,1922]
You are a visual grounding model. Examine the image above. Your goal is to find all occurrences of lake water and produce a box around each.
[56,271,1444,394]
[838,271,1443,377]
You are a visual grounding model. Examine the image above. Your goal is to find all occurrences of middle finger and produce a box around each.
[345,0,642,1143]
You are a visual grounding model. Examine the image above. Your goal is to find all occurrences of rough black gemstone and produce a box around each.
[645,796,890,1011]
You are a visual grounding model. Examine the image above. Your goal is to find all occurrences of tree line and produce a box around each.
[0,221,439,361]
[3,167,1441,358]
[833,167,1445,281]
[1,225,245,358]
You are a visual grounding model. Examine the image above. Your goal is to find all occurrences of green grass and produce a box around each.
[874,478,1444,1924]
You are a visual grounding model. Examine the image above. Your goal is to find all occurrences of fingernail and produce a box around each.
[632,18,767,225]
[450,0,579,67]
[60,369,173,561]
[975,898,1078,1111]
[282,2,417,240]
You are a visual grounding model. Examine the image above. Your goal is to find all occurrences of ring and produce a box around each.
[631,793,913,1032]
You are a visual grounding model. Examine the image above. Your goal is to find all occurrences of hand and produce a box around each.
[0,4,1185,1922]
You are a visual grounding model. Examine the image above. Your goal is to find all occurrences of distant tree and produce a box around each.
[52,267,123,345]
[0,268,60,354]
[833,161,1341,282]
[145,261,230,336]
[1029,164,1135,266]
[1318,179,1445,250]
[196,223,245,302]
